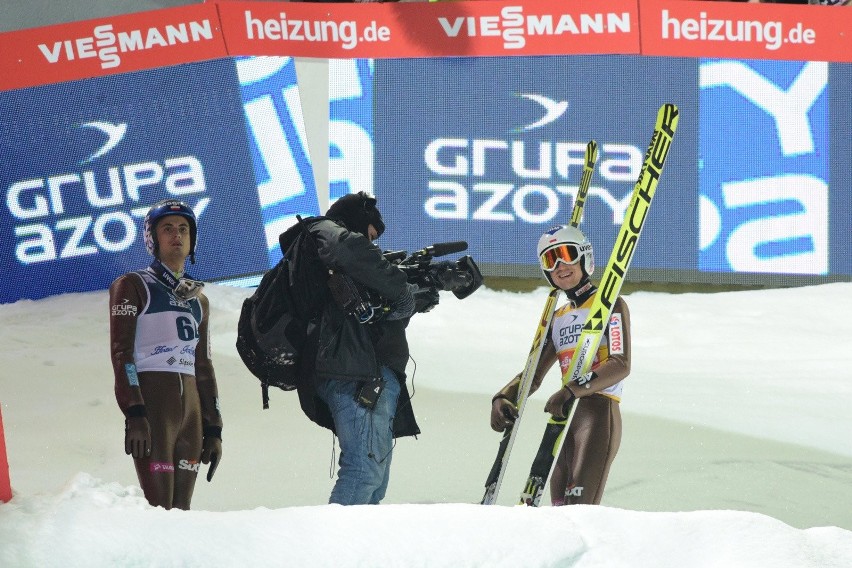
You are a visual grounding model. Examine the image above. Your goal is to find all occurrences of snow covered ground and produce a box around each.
[1,282,851,567]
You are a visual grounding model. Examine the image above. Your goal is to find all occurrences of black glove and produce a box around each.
[384,283,416,321]
[125,415,151,459]
[490,395,518,432]
[201,426,222,482]
[412,284,440,313]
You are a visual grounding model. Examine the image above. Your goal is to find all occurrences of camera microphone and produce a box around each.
[423,241,468,258]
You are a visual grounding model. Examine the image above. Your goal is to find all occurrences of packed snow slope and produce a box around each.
[2,283,851,567]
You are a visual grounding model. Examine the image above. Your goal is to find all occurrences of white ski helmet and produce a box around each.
[143,199,198,264]
[537,225,594,287]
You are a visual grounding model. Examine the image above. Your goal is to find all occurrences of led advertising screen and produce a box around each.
[0,59,268,302]
[329,58,375,205]
[373,55,698,272]
[699,59,830,276]
[236,55,319,267]
[370,55,851,283]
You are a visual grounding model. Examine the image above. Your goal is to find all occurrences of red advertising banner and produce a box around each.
[215,0,641,59]
[1,0,850,92]
[640,0,852,63]
[0,4,228,92]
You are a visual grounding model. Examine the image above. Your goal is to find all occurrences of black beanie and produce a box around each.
[325,192,385,237]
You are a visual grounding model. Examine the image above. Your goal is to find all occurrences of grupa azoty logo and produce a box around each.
[511,93,569,133]
[7,121,208,265]
[423,91,644,225]
[79,121,128,164]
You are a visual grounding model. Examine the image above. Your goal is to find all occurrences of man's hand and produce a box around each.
[544,386,576,419]
[490,396,518,432]
[125,416,151,459]
[201,426,222,482]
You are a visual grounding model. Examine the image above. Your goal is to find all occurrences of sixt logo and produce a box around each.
[37,20,214,70]
[6,122,208,265]
[168,295,191,309]
[178,459,200,473]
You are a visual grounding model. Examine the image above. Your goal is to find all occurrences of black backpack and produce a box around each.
[236,217,329,409]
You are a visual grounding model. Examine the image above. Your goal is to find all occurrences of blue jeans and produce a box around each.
[316,365,401,505]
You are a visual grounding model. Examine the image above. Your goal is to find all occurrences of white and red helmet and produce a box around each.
[536,225,594,287]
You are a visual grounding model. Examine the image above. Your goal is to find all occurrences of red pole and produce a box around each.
[0,405,11,502]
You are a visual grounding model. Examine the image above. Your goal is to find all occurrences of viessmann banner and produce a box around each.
[0,4,228,91]
[2,0,852,91]
[215,0,852,63]
[215,0,641,59]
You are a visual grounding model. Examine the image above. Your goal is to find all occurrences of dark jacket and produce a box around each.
[280,216,421,438]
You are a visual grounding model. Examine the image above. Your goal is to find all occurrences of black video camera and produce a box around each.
[331,241,483,325]
[384,241,483,300]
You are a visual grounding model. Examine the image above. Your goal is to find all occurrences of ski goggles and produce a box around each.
[540,244,583,271]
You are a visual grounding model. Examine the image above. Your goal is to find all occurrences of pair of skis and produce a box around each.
[481,139,598,506]
[482,103,680,507]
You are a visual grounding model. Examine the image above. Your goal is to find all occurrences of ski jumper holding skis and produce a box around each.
[490,226,631,506]
[109,200,223,510]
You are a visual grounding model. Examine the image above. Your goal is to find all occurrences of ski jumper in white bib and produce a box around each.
[493,290,632,506]
[109,265,221,510]
[132,269,203,374]
[548,292,630,505]
[551,295,625,401]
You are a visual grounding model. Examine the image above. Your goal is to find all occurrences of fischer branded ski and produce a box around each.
[481,140,598,505]
[519,103,680,507]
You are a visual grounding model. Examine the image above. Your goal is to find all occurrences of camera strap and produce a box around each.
[297,214,387,324]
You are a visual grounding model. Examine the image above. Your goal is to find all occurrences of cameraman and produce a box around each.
[286,191,436,505]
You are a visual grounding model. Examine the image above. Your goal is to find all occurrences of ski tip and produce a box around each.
[656,103,680,133]
[586,140,599,162]
[663,102,680,116]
